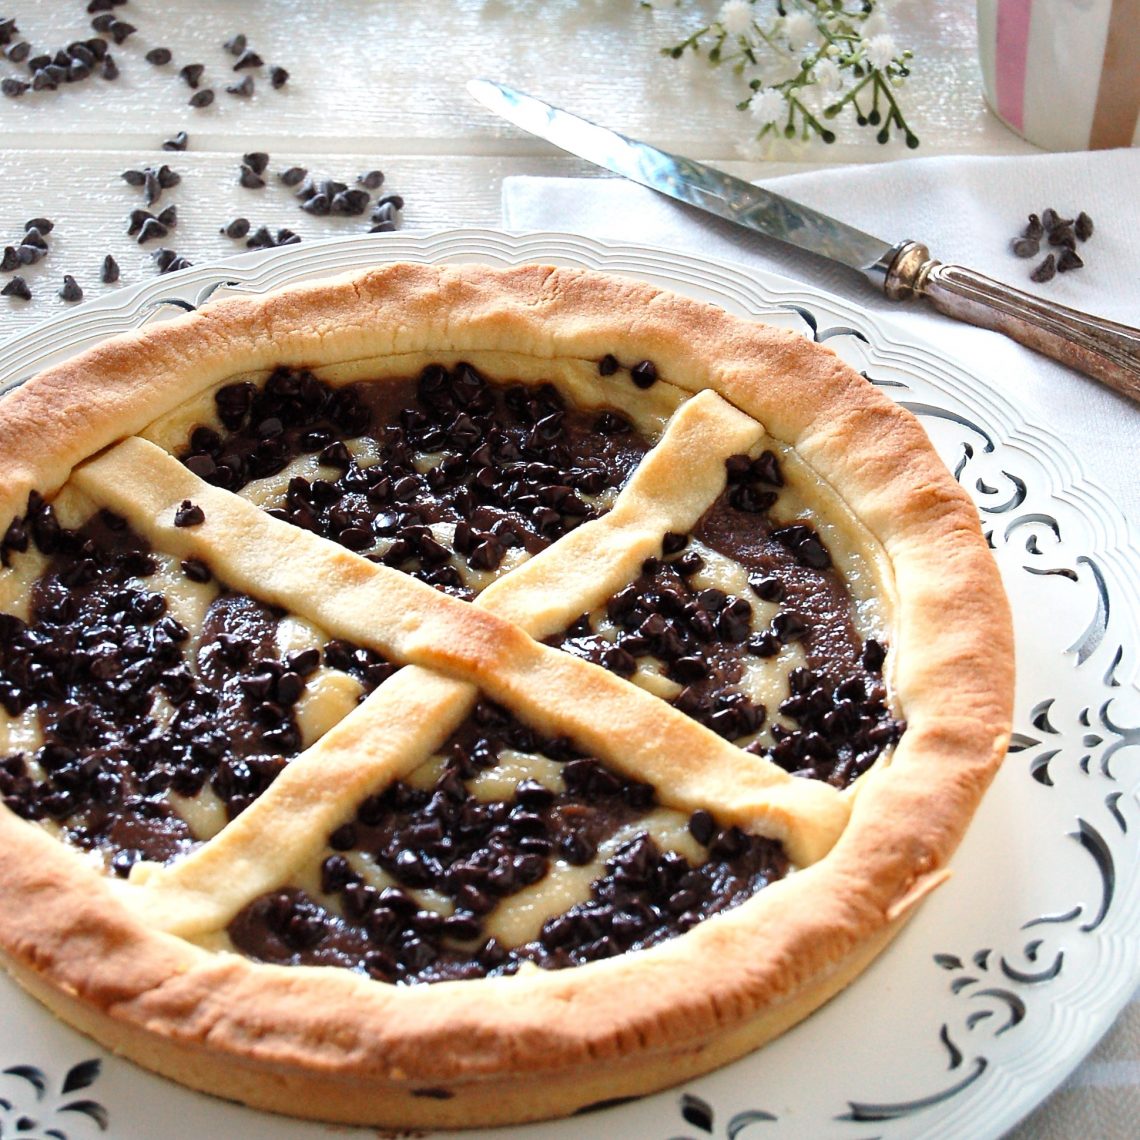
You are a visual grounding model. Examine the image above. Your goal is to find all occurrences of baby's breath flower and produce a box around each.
[812,57,842,94]
[782,11,816,50]
[655,1,919,149]
[862,34,899,71]
[718,0,753,37]
[749,87,787,126]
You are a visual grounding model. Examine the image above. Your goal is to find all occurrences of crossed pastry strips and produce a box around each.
[70,385,848,941]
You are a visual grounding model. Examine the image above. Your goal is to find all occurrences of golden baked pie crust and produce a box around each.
[0,262,1013,1128]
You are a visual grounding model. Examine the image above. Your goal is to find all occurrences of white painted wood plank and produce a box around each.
[0,0,1022,158]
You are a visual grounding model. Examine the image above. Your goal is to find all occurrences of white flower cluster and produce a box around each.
[653,0,918,151]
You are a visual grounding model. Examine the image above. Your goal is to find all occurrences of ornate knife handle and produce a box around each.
[879,240,1140,404]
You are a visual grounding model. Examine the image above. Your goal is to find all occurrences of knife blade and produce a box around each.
[468,77,895,279]
[468,79,1140,403]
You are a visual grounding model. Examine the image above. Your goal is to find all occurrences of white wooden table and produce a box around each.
[0,3,1133,1138]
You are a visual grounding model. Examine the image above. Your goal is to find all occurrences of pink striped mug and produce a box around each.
[977,0,1140,150]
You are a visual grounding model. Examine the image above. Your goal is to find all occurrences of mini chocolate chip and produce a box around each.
[329,822,357,851]
[101,54,118,80]
[220,216,251,239]
[1,77,28,96]
[675,551,704,577]
[728,485,778,513]
[717,597,753,642]
[772,611,807,642]
[239,163,265,188]
[109,20,136,45]
[162,131,188,152]
[233,49,263,70]
[179,63,204,88]
[0,247,19,272]
[100,254,120,283]
[630,360,657,388]
[189,88,214,108]
[688,808,715,846]
[1023,213,1044,241]
[724,454,752,483]
[1041,208,1070,232]
[2,276,31,300]
[748,574,785,603]
[1057,248,1084,273]
[1011,236,1040,258]
[1074,211,1094,241]
[1048,226,1076,250]
[24,217,53,235]
[224,33,247,56]
[227,75,255,97]
[861,638,886,672]
[600,645,637,676]
[180,557,211,582]
[598,353,619,376]
[279,166,307,187]
[121,168,146,186]
[662,531,688,555]
[746,631,780,657]
[752,449,784,486]
[670,656,708,683]
[58,275,83,302]
[137,217,169,243]
[145,47,172,65]
[1030,254,1056,283]
[111,848,141,878]
[173,500,204,527]
[243,151,270,175]
[318,440,351,468]
[269,65,289,89]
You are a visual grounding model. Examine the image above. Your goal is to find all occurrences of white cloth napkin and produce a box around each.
[503,150,1140,530]
[504,150,1140,1140]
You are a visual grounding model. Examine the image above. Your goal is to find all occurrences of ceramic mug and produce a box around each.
[977,0,1140,150]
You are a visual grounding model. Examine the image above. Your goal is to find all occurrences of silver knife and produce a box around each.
[469,79,1140,404]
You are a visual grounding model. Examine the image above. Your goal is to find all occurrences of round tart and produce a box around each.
[0,262,1013,1128]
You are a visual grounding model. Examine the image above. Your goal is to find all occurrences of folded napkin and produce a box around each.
[504,149,1140,528]
[504,150,1140,1140]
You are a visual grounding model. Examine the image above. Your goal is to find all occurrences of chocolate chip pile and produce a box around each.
[229,700,788,983]
[0,499,395,870]
[552,450,902,781]
[0,13,406,305]
[229,156,404,239]
[178,363,650,598]
[0,12,288,106]
[0,14,120,97]
[1011,207,1094,283]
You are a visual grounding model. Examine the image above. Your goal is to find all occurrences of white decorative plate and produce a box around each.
[1,230,1137,1140]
